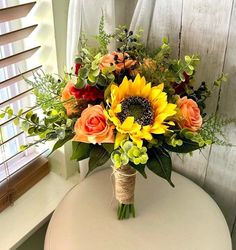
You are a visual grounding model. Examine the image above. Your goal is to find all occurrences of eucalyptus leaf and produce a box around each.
[28,126,35,134]
[88,71,96,83]
[26,110,33,120]
[13,117,20,126]
[76,77,85,88]
[185,55,191,64]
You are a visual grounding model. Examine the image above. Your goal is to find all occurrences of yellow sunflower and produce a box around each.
[106,74,176,148]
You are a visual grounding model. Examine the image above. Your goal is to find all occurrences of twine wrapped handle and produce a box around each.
[114,165,136,204]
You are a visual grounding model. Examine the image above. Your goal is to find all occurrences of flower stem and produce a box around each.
[117,203,135,220]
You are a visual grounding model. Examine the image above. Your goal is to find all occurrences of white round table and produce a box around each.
[45,169,232,250]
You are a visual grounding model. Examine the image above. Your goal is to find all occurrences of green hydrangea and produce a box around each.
[111,140,148,168]
[111,150,129,168]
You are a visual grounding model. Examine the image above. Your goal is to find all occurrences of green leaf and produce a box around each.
[185,67,193,76]
[76,77,85,88]
[87,145,110,176]
[92,68,100,77]
[79,68,88,79]
[26,110,33,120]
[130,162,147,178]
[13,117,20,126]
[28,126,35,134]
[18,108,23,116]
[163,139,201,153]
[88,71,96,83]
[20,145,28,151]
[162,36,168,44]
[179,72,185,82]
[102,143,114,154]
[185,55,191,64]
[147,147,174,187]
[0,113,5,118]
[6,107,13,118]
[31,114,38,123]
[70,141,90,161]
[49,133,74,155]
[56,128,66,139]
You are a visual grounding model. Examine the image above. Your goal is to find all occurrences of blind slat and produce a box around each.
[0,2,36,23]
[0,147,48,167]
[0,46,40,68]
[0,24,38,45]
[0,88,33,108]
[0,65,42,89]
[0,131,24,145]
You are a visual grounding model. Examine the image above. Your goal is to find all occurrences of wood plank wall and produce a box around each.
[120,0,236,247]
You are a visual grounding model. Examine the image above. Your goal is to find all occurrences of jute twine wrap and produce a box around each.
[114,165,136,204]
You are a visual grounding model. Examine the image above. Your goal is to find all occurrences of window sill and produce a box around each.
[0,171,80,250]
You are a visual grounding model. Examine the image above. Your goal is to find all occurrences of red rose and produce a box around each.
[173,72,190,95]
[74,63,81,76]
[70,85,103,101]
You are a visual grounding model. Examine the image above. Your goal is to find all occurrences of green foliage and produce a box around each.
[129,162,147,178]
[102,143,114,154]
[201,114,236,146]
[70,141,91,161]
[172,54,199,83]
[147,147,174,187]
[111,150,129,168]
[24,71,66,111]
[87,145,110,176]
[96,12,112,54]
[166,133,183,147]
[214,73,227,87]
[163,139,202,153]
[113,26,145,59]
[111,140,148,169]
[50,133,74,155]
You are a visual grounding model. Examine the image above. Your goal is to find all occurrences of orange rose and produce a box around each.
[99,52,136,73]
[73,105,114,144]
[61,82,78,117]
[177,97,202,132]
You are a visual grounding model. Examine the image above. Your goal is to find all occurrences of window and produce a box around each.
[0,0,49,212]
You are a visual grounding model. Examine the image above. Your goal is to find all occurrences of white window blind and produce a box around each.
[0,0,49,211]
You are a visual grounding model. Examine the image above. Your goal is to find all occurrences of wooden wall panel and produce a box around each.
[172,0,233,186]
[203,0,236,234]
[147,0,183,58]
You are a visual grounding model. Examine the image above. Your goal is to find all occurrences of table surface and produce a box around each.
[45,169,232,250]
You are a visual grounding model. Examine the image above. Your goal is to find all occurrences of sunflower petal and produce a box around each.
[115,132,128,149]
[141,82,151,98]
[130,135,143,148]
[121,116,135,131]
[114,104,122,113]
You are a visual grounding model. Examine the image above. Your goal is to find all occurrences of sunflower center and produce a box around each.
[118,96,154,126]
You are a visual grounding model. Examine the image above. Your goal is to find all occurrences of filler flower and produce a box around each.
[61,82,79,116]
[70,85,104,101]
[106,74,177,147]
[177,97,202,132]
[99,52,136,73]
[73,105,114,144]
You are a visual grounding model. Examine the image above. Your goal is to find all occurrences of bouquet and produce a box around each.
[1,16,232,220]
